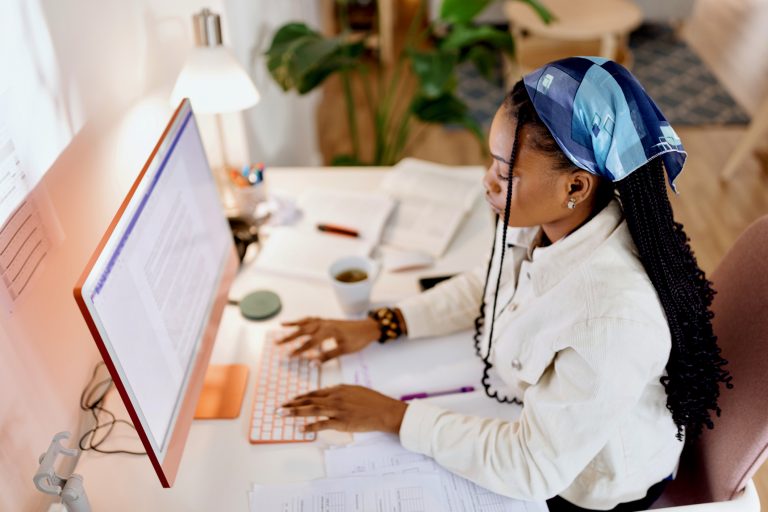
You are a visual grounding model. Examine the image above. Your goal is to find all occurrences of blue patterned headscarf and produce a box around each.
[522,56,686,192]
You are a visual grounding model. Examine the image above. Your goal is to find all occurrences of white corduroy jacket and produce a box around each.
[396,199,684,510]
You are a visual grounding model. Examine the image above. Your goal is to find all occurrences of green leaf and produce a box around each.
[330,154,367,166]
[515,0,555,24]
[296,41,365,94]
[408,49,458,99]
[465,46,498,82]
[265,23,364,94]
[439,0,493,24]
[441,24,514,56]
[267,23,316,49]
[411,93,466,124]
[411,93,485,146]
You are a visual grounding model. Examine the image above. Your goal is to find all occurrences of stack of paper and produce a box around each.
[248,435,547,512]
[248,471,449,511]
[379,158,483,258]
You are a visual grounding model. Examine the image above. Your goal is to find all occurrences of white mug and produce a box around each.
[328,256,380,316]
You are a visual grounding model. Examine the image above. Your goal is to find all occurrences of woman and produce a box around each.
[278,57,732,511]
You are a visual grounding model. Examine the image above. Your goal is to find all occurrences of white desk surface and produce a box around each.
[77,166,494,511]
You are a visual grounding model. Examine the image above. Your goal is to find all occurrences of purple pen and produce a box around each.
[400,386,475,401]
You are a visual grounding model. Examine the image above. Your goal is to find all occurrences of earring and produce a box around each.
[567,198,577,210]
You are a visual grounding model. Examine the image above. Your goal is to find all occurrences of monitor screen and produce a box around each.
[74,99,238,486]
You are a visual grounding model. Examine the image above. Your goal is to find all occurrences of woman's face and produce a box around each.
[483,106,582,228]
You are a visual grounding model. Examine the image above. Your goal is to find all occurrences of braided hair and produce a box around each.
[473,80,732,440]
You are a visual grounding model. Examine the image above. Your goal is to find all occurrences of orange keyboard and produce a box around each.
[249,330,321,444]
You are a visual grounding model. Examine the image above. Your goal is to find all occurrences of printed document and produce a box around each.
[323,437,547,512]
[249,473,449,511]
[380,158,483,257]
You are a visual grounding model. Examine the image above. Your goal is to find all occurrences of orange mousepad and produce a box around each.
[194,364,249,419]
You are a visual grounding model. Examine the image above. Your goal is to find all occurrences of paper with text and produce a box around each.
[379,158,483,257]
[325,437,547,512]
[249,473,448,511]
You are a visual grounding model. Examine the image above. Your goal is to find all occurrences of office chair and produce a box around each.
[652,215,768,511]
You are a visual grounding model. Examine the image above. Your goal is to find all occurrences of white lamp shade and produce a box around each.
[170,46,260,114]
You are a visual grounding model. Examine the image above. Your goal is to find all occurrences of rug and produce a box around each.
[455,23,751,132]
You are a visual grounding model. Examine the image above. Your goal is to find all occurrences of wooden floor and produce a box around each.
[316,0,768,506]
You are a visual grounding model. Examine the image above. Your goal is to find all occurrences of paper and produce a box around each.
[379,158,482,257]
[340,329,484,400]
[249,473,449,511]
[254,227,373,281]
[381,158,481,211]
[297,188,395,244]
[324,437,547,512]
[325,438,430,477]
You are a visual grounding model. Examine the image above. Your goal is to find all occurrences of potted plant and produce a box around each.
[266,0,552,165]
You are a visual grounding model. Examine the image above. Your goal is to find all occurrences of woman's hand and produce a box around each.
[279,384,408,434]
[276,317,379,363]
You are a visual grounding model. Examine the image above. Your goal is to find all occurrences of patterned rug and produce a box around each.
[455,23,751,132]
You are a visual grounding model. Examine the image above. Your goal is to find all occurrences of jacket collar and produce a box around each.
[507,198,627,296]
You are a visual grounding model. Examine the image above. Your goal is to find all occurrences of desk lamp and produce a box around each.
[170,8,259,193]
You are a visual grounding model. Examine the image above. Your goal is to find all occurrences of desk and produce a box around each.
[76,166,493,510]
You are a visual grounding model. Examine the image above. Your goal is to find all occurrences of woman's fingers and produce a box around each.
[277,320,323,346]
[280,317,316,327]
[302,419,346,433]
[317,347,344,363]
[282,404,336,417]
[274,329,307,345]
[283,388,333,405]
[289,336,324,357]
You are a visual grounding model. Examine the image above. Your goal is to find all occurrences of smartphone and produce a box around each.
[418,274,457,292]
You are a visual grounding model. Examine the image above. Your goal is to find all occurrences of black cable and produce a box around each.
[78,362,146,456]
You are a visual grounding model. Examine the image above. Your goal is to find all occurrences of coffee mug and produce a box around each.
[328,256,380,316]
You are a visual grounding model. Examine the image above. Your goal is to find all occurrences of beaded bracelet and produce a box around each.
[367,307,403,344]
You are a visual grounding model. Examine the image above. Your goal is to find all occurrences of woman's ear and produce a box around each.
[566,170,597,206]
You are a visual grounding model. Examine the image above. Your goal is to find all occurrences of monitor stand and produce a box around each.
[193,364,249,419]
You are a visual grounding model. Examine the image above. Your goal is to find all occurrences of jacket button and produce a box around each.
[511,359,522,370]
[507,302,518,312]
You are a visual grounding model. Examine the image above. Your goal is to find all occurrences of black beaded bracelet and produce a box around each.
[368,307,403,344]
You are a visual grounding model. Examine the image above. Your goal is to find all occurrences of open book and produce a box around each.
[379,158,483,257]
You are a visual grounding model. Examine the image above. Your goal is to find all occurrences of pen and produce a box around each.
[400,386,475,401]
[317,223,359,237]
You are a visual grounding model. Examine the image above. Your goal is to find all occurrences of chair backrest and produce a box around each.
[658,215,768,506]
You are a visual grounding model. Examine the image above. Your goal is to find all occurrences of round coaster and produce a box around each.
[239,290,282,321]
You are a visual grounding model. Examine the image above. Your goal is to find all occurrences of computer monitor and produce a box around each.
[74,99,241,487]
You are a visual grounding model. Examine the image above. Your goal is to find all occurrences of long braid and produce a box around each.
[473,106,528,404]
[616,161,733,440]
[473,216,497,357]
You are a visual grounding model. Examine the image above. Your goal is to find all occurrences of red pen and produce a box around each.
[317,223,359,238]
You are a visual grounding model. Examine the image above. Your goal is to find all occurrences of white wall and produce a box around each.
[0,1,322,509]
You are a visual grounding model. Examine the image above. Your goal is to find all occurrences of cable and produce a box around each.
[78,362,146,456]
